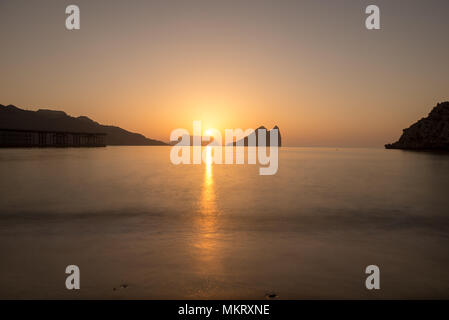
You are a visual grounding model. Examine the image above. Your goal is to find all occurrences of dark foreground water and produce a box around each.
[1,147,449,299]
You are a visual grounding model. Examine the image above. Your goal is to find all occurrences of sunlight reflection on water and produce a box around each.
[192,146,222,289]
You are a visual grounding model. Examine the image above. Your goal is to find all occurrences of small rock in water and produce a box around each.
[120,284,129,289]
[265,292,278,299]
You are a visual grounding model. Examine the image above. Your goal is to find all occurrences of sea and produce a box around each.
[1,146,448,299]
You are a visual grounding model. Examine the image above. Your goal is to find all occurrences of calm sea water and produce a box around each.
[1,147,449,299]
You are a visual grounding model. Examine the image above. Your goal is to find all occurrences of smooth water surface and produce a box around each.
[1,147,449,299]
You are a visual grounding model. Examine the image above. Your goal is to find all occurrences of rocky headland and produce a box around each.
[385,102,449,150]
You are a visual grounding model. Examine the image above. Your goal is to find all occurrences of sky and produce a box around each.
[1,0,449,147]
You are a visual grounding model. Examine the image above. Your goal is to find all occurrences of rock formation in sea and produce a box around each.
[232,125,282,147]
[385,101,449,150]
[0,104,167,146]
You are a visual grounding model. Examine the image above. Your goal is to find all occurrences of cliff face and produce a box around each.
[385,102,449,150]
[0,104,167,146]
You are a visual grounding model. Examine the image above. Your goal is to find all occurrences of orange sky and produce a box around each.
[1,0,449,146]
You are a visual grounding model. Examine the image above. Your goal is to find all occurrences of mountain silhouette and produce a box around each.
[386,101,449,150]
[0,104,167,146]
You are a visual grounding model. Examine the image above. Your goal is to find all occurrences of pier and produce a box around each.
[0,128,106,147]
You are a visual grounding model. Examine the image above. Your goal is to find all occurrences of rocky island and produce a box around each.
[232,126,282,147]
[385,101,449,150]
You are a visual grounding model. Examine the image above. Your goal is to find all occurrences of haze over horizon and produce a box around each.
[1,0,449,147]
